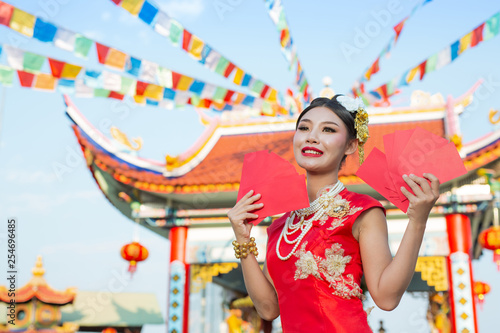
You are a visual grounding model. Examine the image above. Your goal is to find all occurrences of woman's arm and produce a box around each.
[227,190,280,320]
[356,173,440,311]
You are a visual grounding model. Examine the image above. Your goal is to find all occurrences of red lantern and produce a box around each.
[102,328,117,333]
[120,242,149,275]
[478,226,500,270]
[473,281,491,309]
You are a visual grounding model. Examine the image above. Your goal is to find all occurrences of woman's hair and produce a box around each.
[295,94,357,166]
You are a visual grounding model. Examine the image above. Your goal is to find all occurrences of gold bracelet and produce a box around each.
[232,237,258,259]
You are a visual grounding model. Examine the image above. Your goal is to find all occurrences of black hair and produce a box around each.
[295,94,357,166]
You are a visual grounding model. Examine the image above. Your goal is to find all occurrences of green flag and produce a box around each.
[169,20,183,46]
[484,13,500,41]
[75,36,93,58]
[23,52,45,72]
[214,57,229,76]
[0,65,14,86]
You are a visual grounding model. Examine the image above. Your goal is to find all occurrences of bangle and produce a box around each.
[232,237,258,259]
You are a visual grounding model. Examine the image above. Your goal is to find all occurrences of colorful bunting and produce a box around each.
[108,0,279,100]
[351,0,433,91]
[0,2,13,26]
[264,0,310,101]
[362,10,500,103]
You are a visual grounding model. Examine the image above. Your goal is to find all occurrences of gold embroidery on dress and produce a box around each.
[294,242,323,281]
[325,195,363,231]
[293,243,364,300]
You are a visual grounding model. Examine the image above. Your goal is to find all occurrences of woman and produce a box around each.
[228,95,440,332]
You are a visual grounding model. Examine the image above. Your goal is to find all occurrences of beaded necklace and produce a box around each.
[276,180,345,261]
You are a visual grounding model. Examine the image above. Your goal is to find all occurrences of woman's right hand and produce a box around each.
[227,190,264,243]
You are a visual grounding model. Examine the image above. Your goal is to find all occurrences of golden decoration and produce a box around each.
[415,256,449,291]
[354,107,369,164]
[165,154,181,171]
[110,126,143,151]
[489,109,500,125]
[190,263,238,293]
[449,133,463,151]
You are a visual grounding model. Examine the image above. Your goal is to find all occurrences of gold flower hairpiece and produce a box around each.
[336,96,369,164]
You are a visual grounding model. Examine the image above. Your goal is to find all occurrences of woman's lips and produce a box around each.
[301,147,323,157]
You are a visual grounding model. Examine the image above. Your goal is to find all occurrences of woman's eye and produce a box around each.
[298,126,309,131]
[323,127,336,132]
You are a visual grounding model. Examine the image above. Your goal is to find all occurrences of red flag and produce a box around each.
[224,90,235,103]
[393,17,408,42]
[182,30,192,52]
[17,70,35,87]
[370,58,380,75]
[260,85,270,98]
[223,62,235,78]
[95,43,110,64]
[109,91,125,100]
[136,81,148,96]
[48,58,65,78]
[171,72,181,89]
[419,60,427,80]
[471,23,485,47]
[375,84,388,99]
[0,2,13,26]
[111,0,122,4]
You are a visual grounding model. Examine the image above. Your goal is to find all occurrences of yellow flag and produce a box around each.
[233,68,244,85]
[144,84,163,100]
[106,49,127,69]
[61,64,82,79]
[34,74,56,90]
[134,95,146,104]
[267,89,278,102]
[459,32,472,54]
[176,76,194,91]
[121,0,145,15]
[406,66,420,83]
[10,8,35,37]
[189,36,204,60]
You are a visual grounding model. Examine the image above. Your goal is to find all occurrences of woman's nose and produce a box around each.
[306,130,319,144]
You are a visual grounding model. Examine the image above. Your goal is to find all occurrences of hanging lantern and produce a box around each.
[102,328,117,333]
[473,281,491,309]
[120,242,149,275]
[478,226,500,270]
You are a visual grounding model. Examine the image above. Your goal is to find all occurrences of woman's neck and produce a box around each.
[306,172,339,202]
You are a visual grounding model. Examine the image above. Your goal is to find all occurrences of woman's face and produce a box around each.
[293,106,356,175]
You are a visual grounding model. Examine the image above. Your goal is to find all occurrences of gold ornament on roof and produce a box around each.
[110,126,143,151]
[489,109,500,125]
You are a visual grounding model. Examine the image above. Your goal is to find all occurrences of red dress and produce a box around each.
[266,188,385,332]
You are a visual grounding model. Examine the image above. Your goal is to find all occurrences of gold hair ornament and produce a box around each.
[336,96,369,164]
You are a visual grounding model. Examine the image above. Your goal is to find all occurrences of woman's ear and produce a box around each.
[345,138,358,156]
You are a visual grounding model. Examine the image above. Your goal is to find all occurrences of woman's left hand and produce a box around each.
[401,173,440,223]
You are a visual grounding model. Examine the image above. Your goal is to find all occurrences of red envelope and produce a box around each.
[356,127,467,213]
[356,148,409,212]
[237,151,310,225]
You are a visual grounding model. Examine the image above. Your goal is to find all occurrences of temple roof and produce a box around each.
[0,256,76,305]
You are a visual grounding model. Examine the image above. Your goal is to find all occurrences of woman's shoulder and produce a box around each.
[343,189,386,215]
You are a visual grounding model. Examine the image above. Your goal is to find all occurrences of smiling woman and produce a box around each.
[228,95,441,332]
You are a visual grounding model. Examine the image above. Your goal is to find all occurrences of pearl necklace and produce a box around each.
[276,180,345,261]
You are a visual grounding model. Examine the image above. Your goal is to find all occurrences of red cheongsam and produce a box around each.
[266,188,385,332]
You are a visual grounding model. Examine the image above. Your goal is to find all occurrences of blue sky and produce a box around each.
[0,0,499,332]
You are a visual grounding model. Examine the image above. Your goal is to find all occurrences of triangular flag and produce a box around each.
[96,43,110,64]
[17,70,35,87]
[48,58,65,78]
[393,17,408,42]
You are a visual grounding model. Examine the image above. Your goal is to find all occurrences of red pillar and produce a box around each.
[167,226,189,333]
[446,213,478,333]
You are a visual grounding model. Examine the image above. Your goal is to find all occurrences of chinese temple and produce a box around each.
[0,256,164,333]
[65,77,500,333]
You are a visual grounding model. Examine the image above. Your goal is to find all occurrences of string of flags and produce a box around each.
[108,0,282,101]
[0,44,287,115]
[354,11,500,104]
[0,1,283,106]
[264,0,311,102]
[351,0,433,90]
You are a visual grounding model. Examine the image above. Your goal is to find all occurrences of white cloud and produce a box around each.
[158,0,204,21]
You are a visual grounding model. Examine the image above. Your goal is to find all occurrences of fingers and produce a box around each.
[400,185,416,201]
[423,173,440,196]
[403,174,424,196]
[408,174,431,193]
